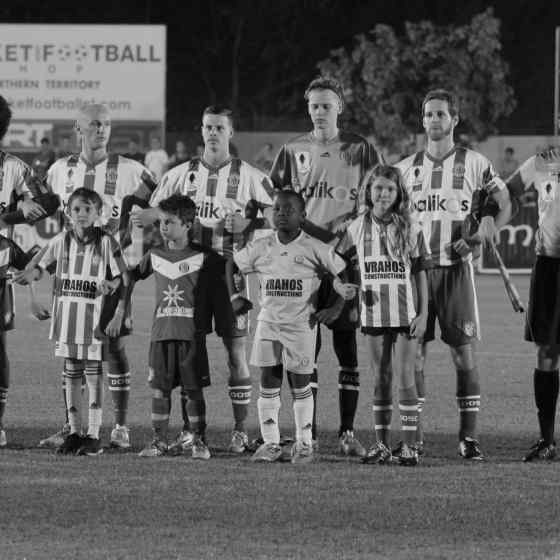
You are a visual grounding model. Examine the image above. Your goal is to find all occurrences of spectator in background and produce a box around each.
[499,146,519,179]
[123,139,145,163]
[144,136,169,181]
[253,142,275,172]
[167,140,189,170]
[32,137,56,180]
[56,136,74,159]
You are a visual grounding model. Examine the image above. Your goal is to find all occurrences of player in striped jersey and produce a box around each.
[507,147,560,461]
[227,190,353,464]
[23,188,128,455]
[0,95,61,448]
[134,105,275,453]
[339,165,430,466]
[270,76,382,455]
[0,95,57,231]
[395,89,512,460]
[38,103,157,450]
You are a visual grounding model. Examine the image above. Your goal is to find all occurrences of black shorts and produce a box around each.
[361,326,411,338]
[525,256,560,345]
[316,274,359,332]
[148,337,210,392]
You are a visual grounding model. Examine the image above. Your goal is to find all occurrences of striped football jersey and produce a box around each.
[270,131,381,236]
[234,231,346,325]
[340,213,430,328]
[39,229,127,345]
[130,244,227,341]
[506,147,560,257]
[396,147,506,267]
[46,153,156,239]
[150,157,274,258]
[0,150,34,235]
[0,234,31,331]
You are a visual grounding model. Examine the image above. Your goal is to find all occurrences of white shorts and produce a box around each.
[250,321,316,375]
[55,341,103,361]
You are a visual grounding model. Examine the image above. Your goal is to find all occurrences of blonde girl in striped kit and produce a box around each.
[339,165,430,465]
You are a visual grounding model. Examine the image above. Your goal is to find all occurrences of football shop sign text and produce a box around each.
[0,24,166,122]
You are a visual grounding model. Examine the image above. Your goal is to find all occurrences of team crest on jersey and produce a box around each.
[411,167,424,189]
[106,168,118,184]
[463,321,476,337]
[339,150,352,165]
[185,172,198,196]
[178,261,190,273]
[294,255,304,264]
[295,151,311,174]
[453,163,466,178]
[65,169,74,193]
[540,179,557,202]
[227,173,240,189]
[236,314,247,330]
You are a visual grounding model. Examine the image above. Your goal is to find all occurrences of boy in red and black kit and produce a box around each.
[129,194,234,460]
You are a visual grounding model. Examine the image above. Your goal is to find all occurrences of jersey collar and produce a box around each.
[79,152,109,169]
[275,229,304,246]
[199,156,233,173]
[425,145,457,165]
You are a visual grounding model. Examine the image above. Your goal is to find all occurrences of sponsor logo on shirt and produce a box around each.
[363,260,406,280]
[264,278,303,297]
[413,194,469,214]
[299,182,358,202]
[59,278,98,299]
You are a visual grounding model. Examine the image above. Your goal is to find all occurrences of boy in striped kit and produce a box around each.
[395,89,512,459]
[129,194,231,460]
[133,105,274,454]
[339,165,430,465]
[226,190,355,464]
[25,188,129,455]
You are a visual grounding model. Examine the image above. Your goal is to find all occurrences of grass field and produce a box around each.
[2,274,560,560]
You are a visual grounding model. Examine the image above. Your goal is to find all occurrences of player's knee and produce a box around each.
[185,389,204,402]
[450,343,476,372]
[338,369,360,390]
[537,344,560,369]
[106,339,129,374]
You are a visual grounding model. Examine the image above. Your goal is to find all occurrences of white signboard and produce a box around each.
[0,24,166,121]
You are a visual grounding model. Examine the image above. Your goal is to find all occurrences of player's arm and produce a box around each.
[476,165,512,247]
[5,163,60,225]
[301,219,338,244]
[225,257,253,315]
[311,244,353,326]
[410,268,428,339]
[130,170,177,228]
[409,229,429,338]
[269,145,293,190]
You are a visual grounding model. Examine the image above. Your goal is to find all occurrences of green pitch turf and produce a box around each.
[2,275,559,560]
